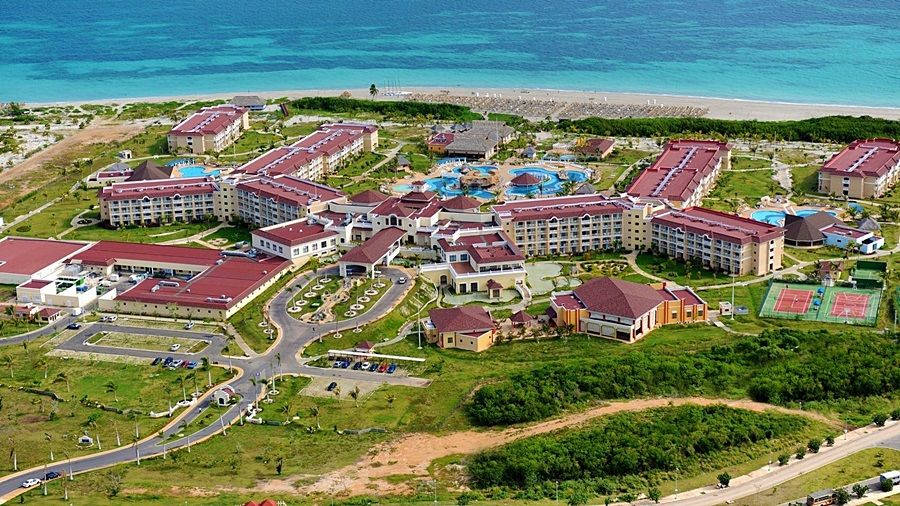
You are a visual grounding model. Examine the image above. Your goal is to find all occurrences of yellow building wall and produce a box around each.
[440,330,494,352]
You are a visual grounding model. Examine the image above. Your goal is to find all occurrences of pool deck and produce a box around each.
[388,160,591,200]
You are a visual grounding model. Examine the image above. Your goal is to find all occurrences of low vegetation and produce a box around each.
[469,405,816,499]
[289,97,482,122]
[469,328,900,426]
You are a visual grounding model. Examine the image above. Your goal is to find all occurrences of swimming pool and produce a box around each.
[173,165,221,178]
[393,165,498,199]
[505,167,587,197]
[751,209,837,225]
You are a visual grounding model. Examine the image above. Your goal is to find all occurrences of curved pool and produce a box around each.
[751,209,836,226]
[505,167,587,197]
[173,165,221,178]
[393,165,498,199]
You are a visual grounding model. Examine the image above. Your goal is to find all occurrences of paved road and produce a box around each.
[0,265,426,499]
[664,422,900,505]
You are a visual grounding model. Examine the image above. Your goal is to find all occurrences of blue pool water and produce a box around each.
[174,166,221,178]
[751,209,837,225]
[505,167,588,197]
[394,165,499,199]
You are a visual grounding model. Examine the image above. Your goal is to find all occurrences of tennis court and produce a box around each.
[759,281,881,325]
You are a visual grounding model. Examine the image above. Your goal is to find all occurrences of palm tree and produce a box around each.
[34,356,48,380]
[281,400,294,423]
[275,352,282,382]
[158,430,167,459]
[369,84,378,99]
[310,405,321,430]
[0,355,12,378]
[201,357,211,387]
[179,375,188,402]
[350,385,361,408]
[54,371,70,393]
[8,438,16,471]
[180,419,191,453]
[104,381,119,402]
[387,394,396,409]
[332,386,341,402]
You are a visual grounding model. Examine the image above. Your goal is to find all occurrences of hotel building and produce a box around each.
[99,177,218,227]
[627,139,730,208]
[818,138,900,199]
[235,176,345,227]
[167,105,250,154]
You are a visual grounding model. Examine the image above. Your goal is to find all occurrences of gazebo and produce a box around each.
[510,172,544,186]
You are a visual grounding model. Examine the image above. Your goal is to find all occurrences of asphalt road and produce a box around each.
[666,422,900,505]
[0,266,425,498]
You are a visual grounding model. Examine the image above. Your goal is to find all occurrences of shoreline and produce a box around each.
[26,86,900,121]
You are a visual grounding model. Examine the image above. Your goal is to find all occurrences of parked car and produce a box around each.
[368,363,378,372]
[340,361,350,369]
[326,382,338,392]
[169,344,181,352]
[44,471,61,481]
[184,322,194,330]
[386,363,397,374]
[377,362,388,373]
[171,360,183,368]
[186,361,198,369]
[66,323,81,330]
[398,277,407,284]
[180,360,191,368]
[151,357,162,366]
[106,315,117,322]
[21,478,40,488]
[163,357,174,366]
[361,361,370,370]
[332,361,342,368]
[352,362,363,370]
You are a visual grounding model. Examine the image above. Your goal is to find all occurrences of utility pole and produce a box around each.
[731,273,736,320]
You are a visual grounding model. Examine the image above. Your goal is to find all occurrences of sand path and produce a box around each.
[0,119,145,207]
[254,397,834,497]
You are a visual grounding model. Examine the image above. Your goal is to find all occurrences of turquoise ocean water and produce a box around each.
[1,0,899,106]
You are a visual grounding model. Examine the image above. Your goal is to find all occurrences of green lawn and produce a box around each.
[0,333,232,476]
[280,122,320,139]
[232,130,280,154]
[731,156,772,170]
[118,125,171,158]
[791,164,821,195]
[8,189,97,238]
[64,222,218,244]
[707,168,781,209]
[200,224,253,246]
[0,317,43,337]
[337,152,387,178]
[635,253,754,287]
[229,265,310,354]
[741,448,900,506]
[604,148,654,166]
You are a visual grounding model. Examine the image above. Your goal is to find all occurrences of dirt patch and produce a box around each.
[0,119,145,207]
[273,397,834,498]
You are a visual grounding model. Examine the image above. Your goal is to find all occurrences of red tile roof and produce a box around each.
[576,138,616,156]
[169,105,246,136]
[493,194,631,222]
[552,293,584,310]
[236,176,344,208]
[510,172,545,186]
[19,279,52,289]
[70,241,221,267]
[339,227,405,264]
[441,195,481,210]
[651,207,784,244]
[236,146,318,177]
[253,222,337,247]
[429,306,493,333]
[820,138,900,178]
[428,132,454,146]
[510,309,534,323]
[571,277,664,318]
[669,288,705,306]
[486,279,502,289]
[117,256,290,310]
[627,140,729,203]
[100,177,216,202]
[820,223,870,239]
[0,237,87,275]
[349,189,389,205]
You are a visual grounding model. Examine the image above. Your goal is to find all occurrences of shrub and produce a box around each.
[778,453,790,466]
[873,413,888,427]
[808,438,821,453]
[795,448,806,460]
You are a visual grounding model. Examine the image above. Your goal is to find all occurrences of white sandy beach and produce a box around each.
[28,86,900,121]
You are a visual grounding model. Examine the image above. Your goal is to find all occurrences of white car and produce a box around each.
[169,343,181,352]
[398,277,407,284]
[183,322,194,330]
[21,478,40,488]
[361,362,371,369]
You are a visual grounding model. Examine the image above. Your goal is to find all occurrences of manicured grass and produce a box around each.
[742,448,900,506]
[280,122,320,139]
[707,168,781,208]
[232,130,280,154]
[0,317,42,337]
[65,221,218,244]
[635,253,754,287]
[791,164,822,195]
[331,277,394,320]
[730,156,772,171]
[9,188,97,238]
[229,265,309,355]
[87,332,208,354]
[200,224,252,246]
[0,334,232,475]
[337,152,387,177]
[604,148,654,166]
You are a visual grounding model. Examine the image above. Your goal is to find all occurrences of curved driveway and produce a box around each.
[0,265,426,500]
